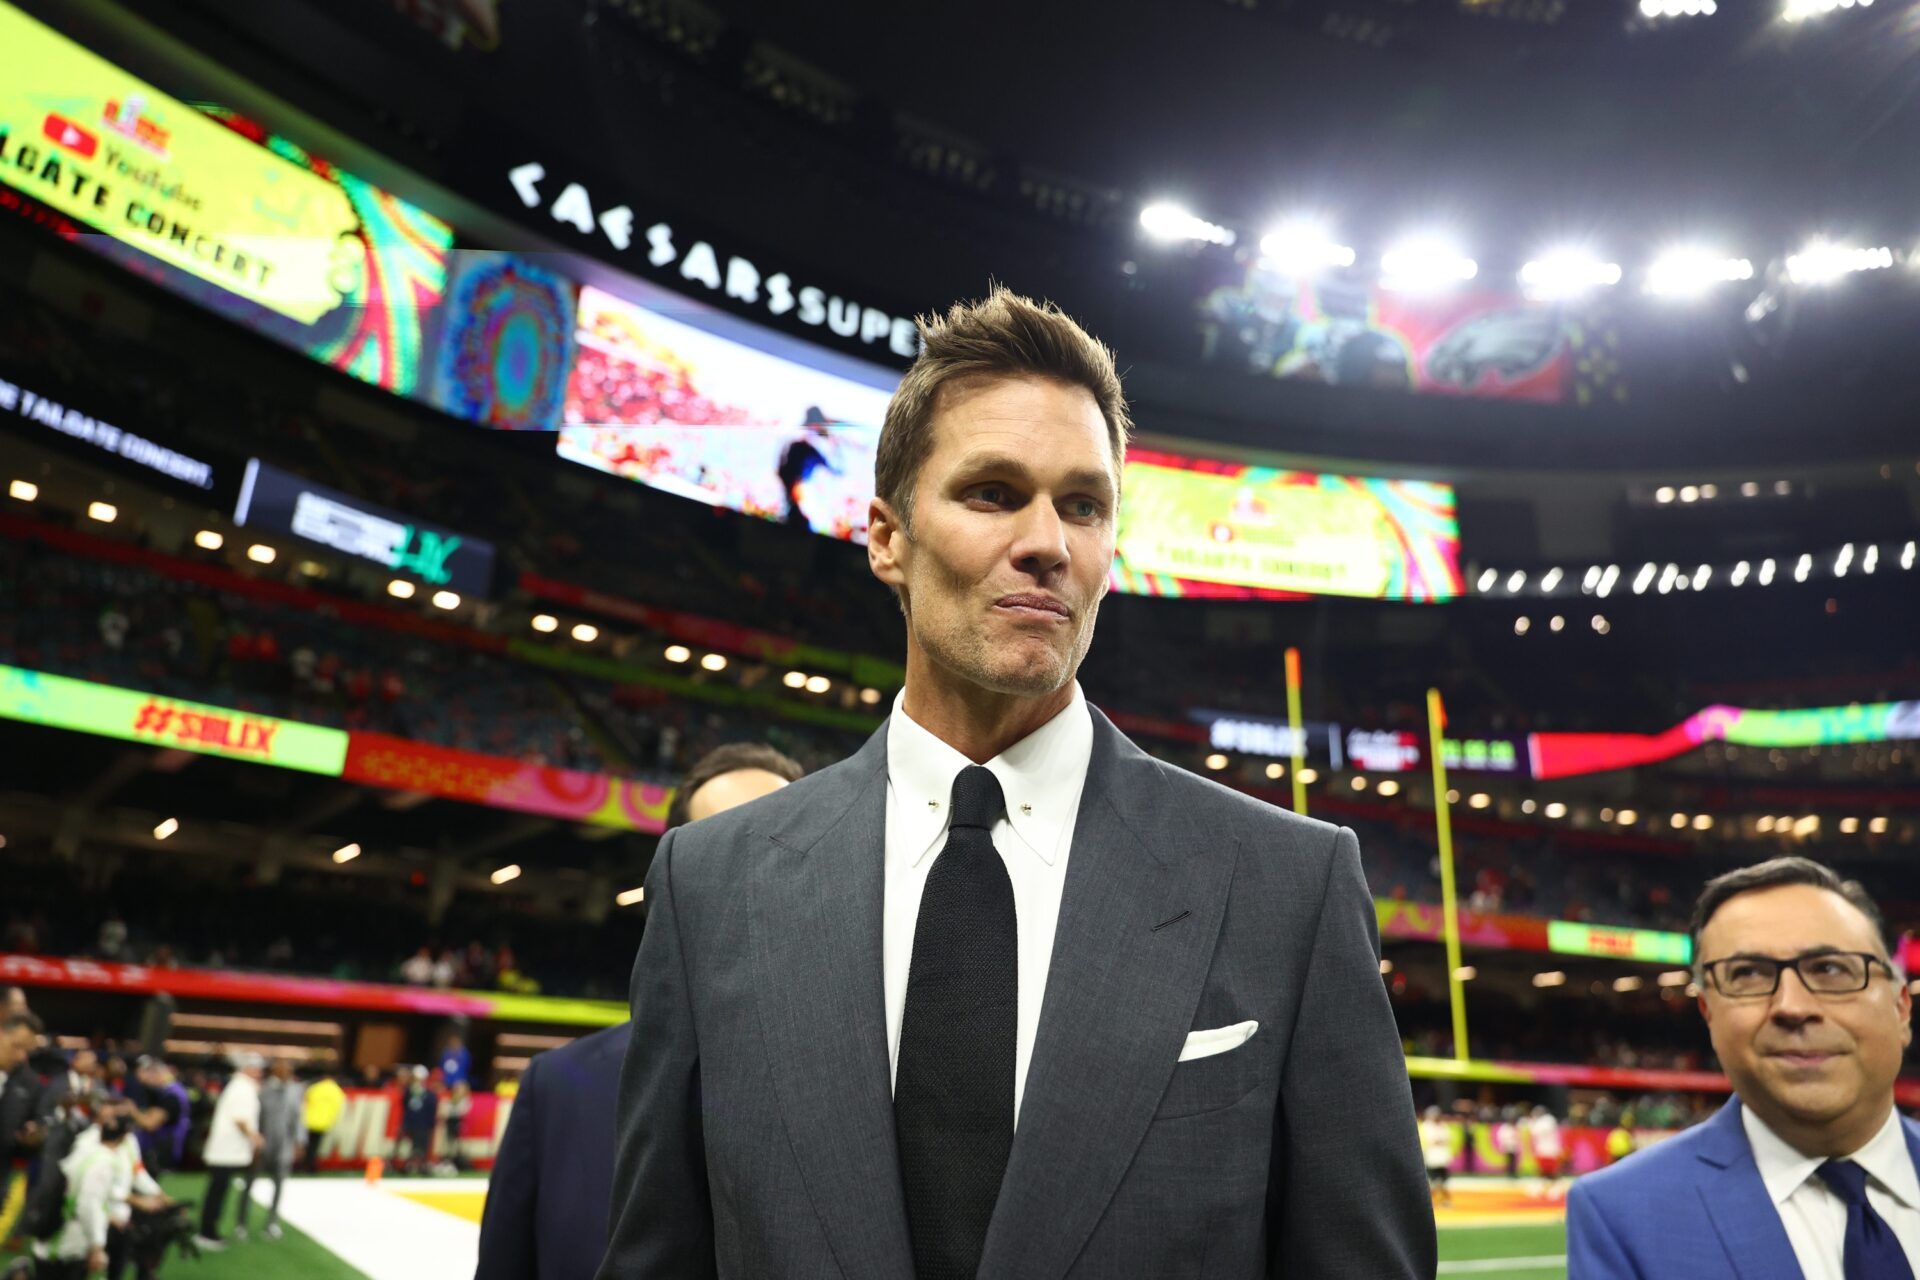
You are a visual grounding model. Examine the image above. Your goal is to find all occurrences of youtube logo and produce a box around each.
[42,113,99,160]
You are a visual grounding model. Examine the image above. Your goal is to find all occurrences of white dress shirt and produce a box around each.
[883,683,1093,1131]
[1744,1103,1920,1280]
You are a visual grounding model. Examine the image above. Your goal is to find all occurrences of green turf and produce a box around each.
[1437,1221,1568,1278]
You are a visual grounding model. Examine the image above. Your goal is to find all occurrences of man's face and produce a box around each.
[870,374,1118,699]
[0,1028,28,1072]
[686,768,791,823]
[1698,884,1912,1140]
[72,1050,98,1078]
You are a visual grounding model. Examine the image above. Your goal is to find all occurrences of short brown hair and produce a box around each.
[874,286,1131,531]
[1690,856,1890,965]
[664,742,805,831]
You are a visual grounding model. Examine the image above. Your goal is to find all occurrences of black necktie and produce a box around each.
[1817,1159,1917,1280]
[895,764,1017,1280]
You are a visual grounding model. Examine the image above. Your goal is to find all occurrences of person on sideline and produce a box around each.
[192,1054,263,1251]
[1568,857,1920,1278]
[597,288,1434,1280]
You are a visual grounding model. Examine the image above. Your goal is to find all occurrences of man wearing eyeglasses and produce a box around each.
[1568,856,1919,1279]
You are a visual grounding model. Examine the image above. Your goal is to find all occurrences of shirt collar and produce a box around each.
[887,682,1093,870]
[1744,1102,1920,1210]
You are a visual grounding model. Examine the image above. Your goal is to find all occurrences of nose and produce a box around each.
[1768,965,1825,1028]
[1008,497,1070,580]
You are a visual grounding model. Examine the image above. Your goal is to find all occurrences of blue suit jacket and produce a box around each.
[476,1022,631,1280]
[1568,1096,1920,1279]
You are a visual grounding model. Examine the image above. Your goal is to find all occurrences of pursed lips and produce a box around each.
[993,593,1071,620]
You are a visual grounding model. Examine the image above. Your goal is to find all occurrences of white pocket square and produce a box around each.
[1177,1019,1259,1063]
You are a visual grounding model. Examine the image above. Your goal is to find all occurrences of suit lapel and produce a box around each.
[977,710,1236,1280]
[747,726,916,1280]
[1696,1100,1805,1280]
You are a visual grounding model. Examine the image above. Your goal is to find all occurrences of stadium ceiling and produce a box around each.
[703,0,1920,250]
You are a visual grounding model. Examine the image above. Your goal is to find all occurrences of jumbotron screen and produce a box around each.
[557,282,897,541]
[1110,448,1463,601]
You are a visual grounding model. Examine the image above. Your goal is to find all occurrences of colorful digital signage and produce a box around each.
[1111,448,1462,601]
[0,371,215,490]
[0,663,348,774]
[234,458,496,596]
[423,251,577,430]
[1529,700,1920,780]
[557,281,897,541]
[0,3,452,395]
[1547,920,1692,966]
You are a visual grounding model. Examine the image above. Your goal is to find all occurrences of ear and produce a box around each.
[868,496,909,592]
[1899,975,1913,1049]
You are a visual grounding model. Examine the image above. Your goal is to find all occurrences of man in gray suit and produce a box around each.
[599,287,1435,1279]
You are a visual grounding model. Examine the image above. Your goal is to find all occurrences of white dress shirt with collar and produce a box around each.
[883,682,1094,1131]
[1744,1102,1920,1280]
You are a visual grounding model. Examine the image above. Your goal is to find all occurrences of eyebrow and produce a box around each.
[949,452,1117,499]
[1711,946,1852,962]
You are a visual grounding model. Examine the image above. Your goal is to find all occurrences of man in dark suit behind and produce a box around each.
[475,744,803,1280]
[598,289,1434,1280]
[0,1011,50,1237]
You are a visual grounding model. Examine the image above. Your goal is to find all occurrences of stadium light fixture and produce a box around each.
[1741,481,1761,497]
[1601,807,1616,822]
[1785,241,1892,285]
[1597,565,1621,598]
[1469,793,1492,810]
[1834,543,1854,576]
[247,544,276,564]
[1655,486,1676,504]
[859,687,883,705]
[1205,753,1229,771]
[1617,809,1639,825]
[1514,617,1531,636]
[1794,815,1820,836]
[1774,480,1793,496]
[1507,570,1527,594]
[1862,545,1879,574]
[1264,762,1286,780]
[1759,557,1777,585]
[1692,565,1711,590]
[432,590,461,610]
[1521,799,1538,814]
[1455,966,1479,982]
[1794,553,1813,583]
[572,623,600,643]
[616,886,646,907]
[1640,0,1717,16]
[783,670,808,689]
[700,652,728,672]
[1351,775,1369,791]
[1549,615,1565,633]
[530,614,558,632]
[1139,202,1235,246]
[1614,976,1645,993]
[194,530,224,550]
[1380,237,1478,293]
[664,645,692,663]
[88,501,117,523]
[804,674,831,693]
[1379,959,1394,976]
[388,579,416,600]
[153,817,179,840]
[1298,768,1319,785]
[1258,218,1354,274]
[1657,564,1679,594]
[1545,802,1568,819]
[332,843,361,865]
[1540,568,1564,593]
[7,479,36,502]
[1581,566,1602,593]
[1377,779,1400,797]
[1870,816,1890,834]
[1670,813,1687,829]
[1632,563,1656,594]
[1680,485,1700,503]
[1476,568,1499,593]
[1592,614,1611,635]
[1731,561,1750,587]
[1757,815,1776,832]
[1658,970,1692,988]
[1449,790,1463,805]
[1646,249,1753,298]
[1694,814,1713,831]
[1532,971,1568,988]
[1784,0,1876,23]
[1904,542,1918,570]
[1840,817,1860,833]
[1700,484,1719,500]
[1519,249,1622,300]
[490,864,522,885]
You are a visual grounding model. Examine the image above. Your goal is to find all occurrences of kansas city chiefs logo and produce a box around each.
[42,113,98,159]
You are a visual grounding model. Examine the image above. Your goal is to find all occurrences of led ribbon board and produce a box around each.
[0,3,361,324]
[0,663,347,774]
[1529,700,1920,780]
[235,458,496,596]
[1547,920,1692,966]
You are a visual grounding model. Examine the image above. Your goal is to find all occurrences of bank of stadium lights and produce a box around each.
[153,817,179,841]
[530,614,558,633]
[572,623,600,643]
[1138,202,1235,247]
[1786,241,1892,286]
[490,864,522,886]
[247,544,276,564]
[663,645,692,663]
[615,886,646,907]
[87,501,116,523]
[1379,237,1478,293]
[1784,0,1873,21]
[8,479,36,502]
[194,530,223,551]
[1645,249,1753,299]
[431,590,460,611]
[1519,250,1622,301]
[332,843,361,865]
[1639,0,1716,15]
[1258,220,1355,275]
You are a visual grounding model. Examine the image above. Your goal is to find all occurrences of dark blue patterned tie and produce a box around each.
[1816,1159,1917,1280]
[894,764,1016,1280]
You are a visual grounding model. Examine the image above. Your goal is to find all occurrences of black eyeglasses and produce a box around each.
[1699,951,1896,998]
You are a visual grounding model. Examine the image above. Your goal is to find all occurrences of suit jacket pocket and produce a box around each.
[1152,1034,1268,1120]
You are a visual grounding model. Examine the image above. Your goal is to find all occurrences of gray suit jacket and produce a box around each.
[599,708,1435,1279]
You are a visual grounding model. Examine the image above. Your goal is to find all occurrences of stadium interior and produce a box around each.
[3,0,1920,1277]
